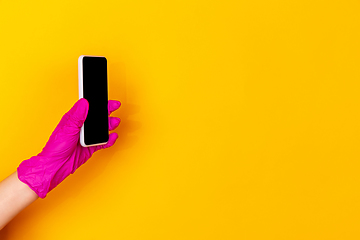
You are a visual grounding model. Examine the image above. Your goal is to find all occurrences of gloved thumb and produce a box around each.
[66,98,89,129]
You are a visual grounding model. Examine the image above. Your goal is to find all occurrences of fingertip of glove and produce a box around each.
[109,132,119,145]
[75,98,89,119]
[111,132,119,139]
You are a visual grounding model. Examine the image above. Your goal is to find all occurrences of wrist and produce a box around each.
[17,155,52,199]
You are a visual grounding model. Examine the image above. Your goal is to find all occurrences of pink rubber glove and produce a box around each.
[17,98,121,198]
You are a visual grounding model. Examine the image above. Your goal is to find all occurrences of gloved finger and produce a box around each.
[108,100,121,115]
[102,132,119,149]
[65,98,89,129]
[90,132,119,153]
[109,117,121,131]
[52,99,88,134]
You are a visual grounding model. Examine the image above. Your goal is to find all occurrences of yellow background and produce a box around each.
[0,0,360,239]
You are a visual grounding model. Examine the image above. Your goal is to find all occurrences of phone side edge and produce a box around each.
[78,56,87,147]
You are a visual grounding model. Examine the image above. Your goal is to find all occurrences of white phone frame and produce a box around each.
[78,55,109,147]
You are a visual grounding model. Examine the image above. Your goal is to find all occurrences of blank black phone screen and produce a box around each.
[82,56,109,145]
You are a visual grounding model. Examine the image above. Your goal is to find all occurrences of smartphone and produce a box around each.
[78,55,109,147]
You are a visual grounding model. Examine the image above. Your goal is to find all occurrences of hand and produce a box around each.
[17,98,121,198]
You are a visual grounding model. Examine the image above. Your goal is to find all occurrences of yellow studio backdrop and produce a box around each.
[0,0,360,239]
